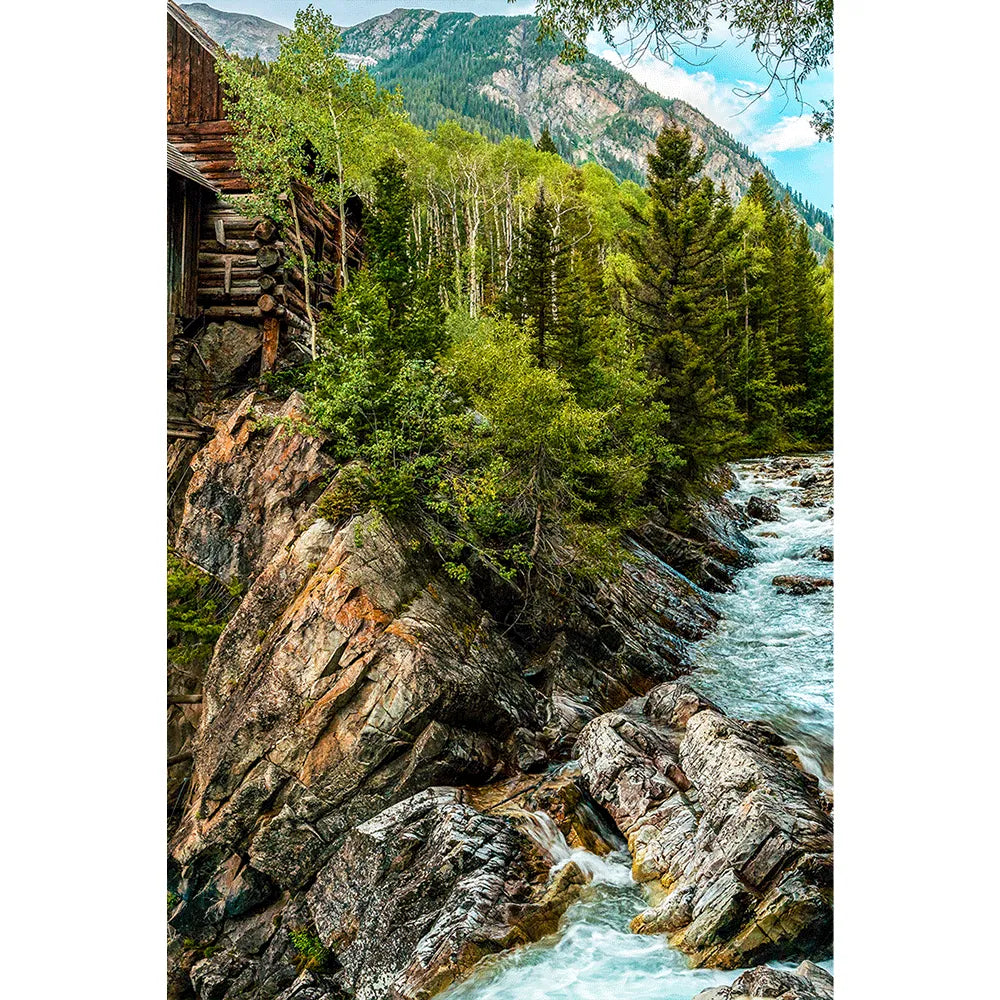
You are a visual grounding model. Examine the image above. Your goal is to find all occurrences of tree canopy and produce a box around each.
[221,13,832,594]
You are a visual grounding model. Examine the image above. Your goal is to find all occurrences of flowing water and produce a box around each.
[443,454,834,999]
[690,453,834,785]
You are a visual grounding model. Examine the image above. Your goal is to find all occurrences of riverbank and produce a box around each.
[441,453,835,999]
[167,403,834,1000]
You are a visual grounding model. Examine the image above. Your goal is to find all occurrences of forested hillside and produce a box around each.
[182,3,833,252]
[210,5,833,589]
[338,8,832,252]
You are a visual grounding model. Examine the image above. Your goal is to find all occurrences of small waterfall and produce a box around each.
[513,809,635,888]
[441,453,835,999]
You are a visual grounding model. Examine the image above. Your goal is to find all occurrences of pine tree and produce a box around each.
[623,124,742,476]
[536,126,559,156]
[507,184,570,368]
[362,154,445,358]
[368,154,416,332]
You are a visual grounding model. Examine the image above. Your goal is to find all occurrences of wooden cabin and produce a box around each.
[166,0,361,371]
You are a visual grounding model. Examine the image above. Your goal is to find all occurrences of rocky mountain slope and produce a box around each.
[180,2,289,62]
[180,4,833,248]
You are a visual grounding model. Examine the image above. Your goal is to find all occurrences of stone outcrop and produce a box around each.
[307,787,586,1000]
[176,391,334,586]
[746,495,781,522]
[168,392,755,999]
[694,961,834,999]
[772,576,834,596]
[575,683,833,969]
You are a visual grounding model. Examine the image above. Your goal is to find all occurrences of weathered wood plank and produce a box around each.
[203,305,263,319]
[261,317,280,374]
[179,26,191,122]
[167,16,176,120]
[168,120,235,137]
[198,266,262,280]
[198,287,262,303]
[215,218,226,248]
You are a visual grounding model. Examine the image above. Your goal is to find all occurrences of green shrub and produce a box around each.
[289,927,329,972]
[167,552,240,670]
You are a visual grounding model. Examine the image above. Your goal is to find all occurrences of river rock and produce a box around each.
[306,787,587,1000]
[575,682,833,969]
[746,495,781,522]
[772,576,833,596]
[814,547,833,562]
[467,765,622,858]
[693,961,834,998]
[633,522,750,593]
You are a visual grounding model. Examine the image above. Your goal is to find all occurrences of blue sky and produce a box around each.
[188,1,833,211]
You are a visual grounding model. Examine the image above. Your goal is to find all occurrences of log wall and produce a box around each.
[195,193,350,344]
[167,2,362,369]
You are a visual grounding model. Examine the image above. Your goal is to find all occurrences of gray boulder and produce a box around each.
[575,683,833,969]
[694,960,834,998]
[746,495,781,522]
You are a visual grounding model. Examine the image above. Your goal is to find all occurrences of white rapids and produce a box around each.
[689,453,833,785]
[441,454,834,999]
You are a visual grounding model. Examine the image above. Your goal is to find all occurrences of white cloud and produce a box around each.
[752,116,819,154]
[584,32,779,141]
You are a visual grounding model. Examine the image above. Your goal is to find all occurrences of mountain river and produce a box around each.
[442,453,834,1000]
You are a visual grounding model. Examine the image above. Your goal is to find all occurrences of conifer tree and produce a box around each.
[507,184,570,368]
[623,124,742,475]
[536,126,559,156]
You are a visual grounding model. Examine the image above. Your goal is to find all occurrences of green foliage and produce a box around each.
[218,4,407,296]
[167,552,240,670]
[535,2,832,108]
[289,927,329,973]
[723,171,833,446]
[623,125,744,476]
[219,14,832,592]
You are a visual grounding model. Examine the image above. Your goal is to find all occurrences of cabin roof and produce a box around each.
[167,1,221,57]
[168,141,220,192]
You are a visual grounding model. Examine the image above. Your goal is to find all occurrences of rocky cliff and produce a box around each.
[166,387,833,999]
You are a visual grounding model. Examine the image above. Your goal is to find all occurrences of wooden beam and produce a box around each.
[254,219,277,243]
[257,247,280,272]
[261,317,280,374]
[203,305,262,319]
[223,258,232,295]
